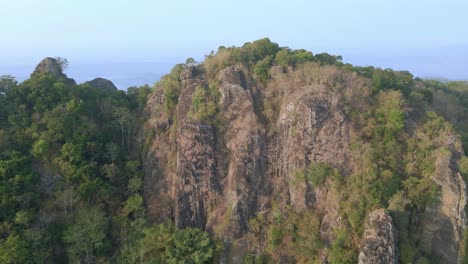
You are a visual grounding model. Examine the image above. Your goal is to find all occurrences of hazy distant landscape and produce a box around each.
[0,60,169,89]
[1,45,467,89]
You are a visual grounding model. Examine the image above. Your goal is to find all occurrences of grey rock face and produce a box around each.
[174,121,220,229]
[143,62,467,262]
[144,64,373,261]
[358,209,398,264]
[33,57,76,85]
[84,78,118,91]
[34,57,63,78]
[419,132,467,263]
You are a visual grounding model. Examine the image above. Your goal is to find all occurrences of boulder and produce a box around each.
[32,57,76,85]
[358,209,398,264]
[84,78,118,91]
[33,57,63,78]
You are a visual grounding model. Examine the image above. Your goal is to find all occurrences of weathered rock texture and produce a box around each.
[358,209,398,264]
[33,57,76,85]
[266,66,370,244]
[144,65,264,241]
[420,132,467,263]
[84,77,118,91]
[143,62,467,263]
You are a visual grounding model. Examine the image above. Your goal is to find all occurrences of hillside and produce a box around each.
[1,40,468,263]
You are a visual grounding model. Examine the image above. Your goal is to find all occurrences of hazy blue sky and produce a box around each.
[1,0,467,87]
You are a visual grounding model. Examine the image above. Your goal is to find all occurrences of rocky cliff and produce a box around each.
[142,40,467,263]
[358,209,397,264]
[420,131,467,263]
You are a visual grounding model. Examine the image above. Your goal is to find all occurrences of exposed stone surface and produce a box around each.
[143,64,375,260]
[33,57,63,78]
[358,209,398,264]
[180,65,198,80]
[419,132,467,263]
[144,65,208,225]
[266,67,369,244]
[33,57,76,85]
[144,65,265,262]
[174,121,220,228]
[84,77,118,91]
[211,65,264,239]
[143,63,467,263]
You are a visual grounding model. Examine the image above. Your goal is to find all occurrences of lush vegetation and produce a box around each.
[204,38,343,83]
[296,162,339,187]
[1,38,468,263]
[0,68,216,263]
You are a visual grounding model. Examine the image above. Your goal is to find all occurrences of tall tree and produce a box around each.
[113,107,132,151]
[64,206,109,263]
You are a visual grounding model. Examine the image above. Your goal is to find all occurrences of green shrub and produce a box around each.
[461,156,468,182]
[314,53,342,66]
[190,85,221,124]
[297,162,336,187]
[328,229,356,264]
[268,225,282,248]
[138,223,217,264]
[275,48,314,68]
[161,64,183,114]
[254,56,273,84]
[399,242,418,264]
[168,227,216,264]
[403,177,439,209]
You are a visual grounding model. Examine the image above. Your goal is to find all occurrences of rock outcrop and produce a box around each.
[32,57,76,85]
[84,77,118,91]
[358,209,398,264]
[34,57,63,78]
[419,132,467,263]
[144,65,264,238]
[266,67,370,243]
[143,61,467,263]
[211,65,264,238]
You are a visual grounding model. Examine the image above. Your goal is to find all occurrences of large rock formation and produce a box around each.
[419,132,467,263]
[32,57,76,85]
[84,77,118,91]
[143,61,467,263]
[267,66,370,244]
[34,57,63,78]
[211,65,264,238]
[358,209,398,264]
[144,65,264,239]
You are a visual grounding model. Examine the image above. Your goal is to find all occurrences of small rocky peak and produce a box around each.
[32,57,76,85]
[358,209,398,264]
[218,65,245,87]
[217,66,249,109]
[180,65,198,81]
[84,78,118,91]
[33,57,64,78]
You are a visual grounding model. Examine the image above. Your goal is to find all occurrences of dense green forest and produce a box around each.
[1,39,468,263]
[0,64,219,263]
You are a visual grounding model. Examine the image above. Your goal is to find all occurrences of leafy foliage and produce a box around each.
[0,64,216,263]
[296,161,338,187]
[161,64,184,114]
[63,206,109,263]
[190,85,221,124]
[137,223,218,264]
